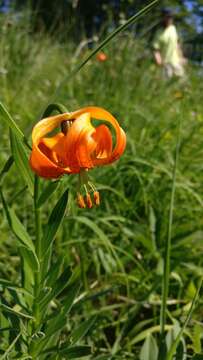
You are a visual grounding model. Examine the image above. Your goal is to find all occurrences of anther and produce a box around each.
[86,193,93,208]
[94,191,100,206]
[61,119,74,135]
[77,193,86,208]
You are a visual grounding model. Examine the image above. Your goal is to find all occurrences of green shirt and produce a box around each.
[153,24,181,67]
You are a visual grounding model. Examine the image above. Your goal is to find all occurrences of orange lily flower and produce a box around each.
[96,51,108,62]
[30,106,126,207]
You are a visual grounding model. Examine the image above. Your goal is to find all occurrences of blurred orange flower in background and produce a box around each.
[30,106,126,207]
[96,51,108,62]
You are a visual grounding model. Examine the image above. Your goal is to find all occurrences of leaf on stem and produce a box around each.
[70,316,97,345]
[139,334,158,360]
[0,187,39,270]
[37,180,60,208]
[41,189,69,257]
[10,131,34,195]
[0,102,24,140]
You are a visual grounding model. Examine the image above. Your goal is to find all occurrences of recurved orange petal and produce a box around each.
[30,113,74,177]
[69,107,126,165]
[92,124,112,159]
[65,113,97,169]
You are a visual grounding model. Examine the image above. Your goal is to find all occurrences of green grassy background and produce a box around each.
[0,10,203,359]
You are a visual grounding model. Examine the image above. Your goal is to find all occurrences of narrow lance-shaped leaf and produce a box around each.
[58,345,92,358]
[41,189,69,258]
[10,131,34,195]
[0,102,25,140]
[0,156,14,183]
[0,278,32,297]
[45,256,64,287]
[37,180,60,208]
[42,345,91,358]
[44,282,80,338]
[38,267,72,310]
[70,316,97,345]
[32,281,81,356]
[0,187,39,270]
[140,334,158,360]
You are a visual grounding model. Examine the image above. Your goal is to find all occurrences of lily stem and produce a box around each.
[33,175,42,329]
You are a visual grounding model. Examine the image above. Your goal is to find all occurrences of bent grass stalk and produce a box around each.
[49,0,159,103]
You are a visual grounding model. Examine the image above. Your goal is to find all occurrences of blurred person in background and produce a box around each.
[153,8,186,78]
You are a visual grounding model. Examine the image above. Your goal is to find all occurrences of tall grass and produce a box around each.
[0,3,203,359]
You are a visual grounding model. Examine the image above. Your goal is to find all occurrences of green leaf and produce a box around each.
[37,180,60,208]
[45,256,64,287]
[0,303,33,320]
[0,102,25,140]
[192,324,202,354]
[41,189,69,257]
[19,247,36,291]
[0,279,32,297]
[166,321,181,351]
[44,282,80,338]
[140,334,158,360]
[38,267,72,310]
[10,131,34,195]
[70,316,97,345]
[58,345,91,358]
[0,187,39,269]
[192,355,203,360]
[0,156,14,183]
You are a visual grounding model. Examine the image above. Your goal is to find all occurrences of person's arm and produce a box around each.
[153,31,163,66]
[154,50,163,66]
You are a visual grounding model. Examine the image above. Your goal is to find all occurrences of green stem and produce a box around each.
[33,175,41,329]
[160,115,181,345]
[29,176,42,356]
[34,175,41,261]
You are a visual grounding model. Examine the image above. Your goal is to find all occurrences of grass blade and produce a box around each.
[159,114,181,356]
[167,278,203,360]
[0,102,24,138]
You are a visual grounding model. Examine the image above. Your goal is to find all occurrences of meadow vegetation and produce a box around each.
[0,6,203,359]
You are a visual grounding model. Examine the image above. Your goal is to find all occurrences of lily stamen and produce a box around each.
[77,193,86,208]
[86,193,93,209]
[94,191,100,206]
